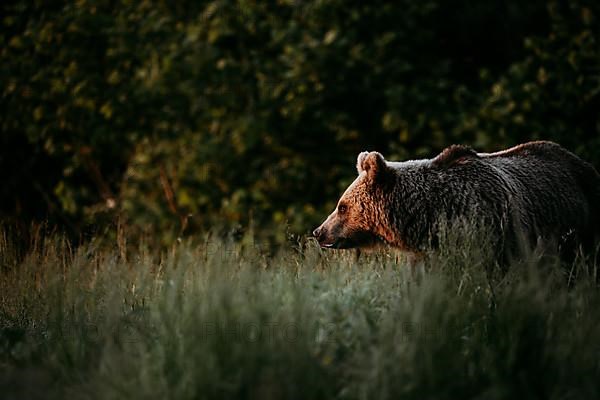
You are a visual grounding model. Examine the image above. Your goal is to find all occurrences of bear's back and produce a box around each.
[479,141,600,244]
[419,140,600,251]
[480,141,598,207]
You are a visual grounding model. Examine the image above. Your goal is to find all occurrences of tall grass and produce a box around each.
[1,228,599,399]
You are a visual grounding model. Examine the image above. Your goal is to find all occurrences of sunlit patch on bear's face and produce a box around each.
[313,172,380,249]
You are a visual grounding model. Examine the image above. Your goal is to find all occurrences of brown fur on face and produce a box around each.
[313,152,395,249]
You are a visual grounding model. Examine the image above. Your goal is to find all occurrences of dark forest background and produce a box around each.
[2,0,599,244]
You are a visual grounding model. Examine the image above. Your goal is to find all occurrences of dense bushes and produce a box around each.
[2,0,599,243]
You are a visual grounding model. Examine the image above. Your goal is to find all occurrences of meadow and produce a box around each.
[1,228,599,400]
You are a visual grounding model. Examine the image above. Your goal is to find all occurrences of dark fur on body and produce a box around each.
[313,141,600,259]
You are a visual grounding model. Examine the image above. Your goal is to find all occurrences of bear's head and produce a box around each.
[313,151,395,249]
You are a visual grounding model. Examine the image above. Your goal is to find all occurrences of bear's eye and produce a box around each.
[338,204,347,214]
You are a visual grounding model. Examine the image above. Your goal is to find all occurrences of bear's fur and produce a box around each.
[313,141,600,259]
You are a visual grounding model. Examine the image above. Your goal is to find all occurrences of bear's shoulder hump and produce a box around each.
[432,145,479,168]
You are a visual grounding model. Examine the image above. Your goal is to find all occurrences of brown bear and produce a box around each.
[312,141,600,260]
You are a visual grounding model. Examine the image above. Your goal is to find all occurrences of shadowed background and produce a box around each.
[2,0,599,244]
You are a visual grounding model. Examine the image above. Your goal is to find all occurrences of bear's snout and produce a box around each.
[313,226,334,247]
[312,227,324,241]
[313,225,346,248]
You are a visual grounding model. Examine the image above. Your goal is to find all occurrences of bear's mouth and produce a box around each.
[319,233,385,250]
[319,237,356,249]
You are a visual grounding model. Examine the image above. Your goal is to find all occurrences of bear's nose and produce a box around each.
[312,227,322,239]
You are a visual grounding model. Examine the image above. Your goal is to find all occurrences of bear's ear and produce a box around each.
[357,151,387,178]
[432,145,479,168]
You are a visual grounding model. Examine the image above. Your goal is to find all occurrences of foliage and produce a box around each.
[460,0,600,160]
[1,230,599,399]
[1,0,598,242]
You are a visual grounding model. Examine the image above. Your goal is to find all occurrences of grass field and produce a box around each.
[1,228,599,400]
